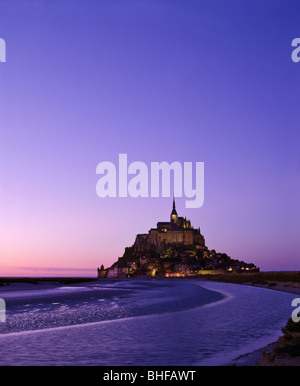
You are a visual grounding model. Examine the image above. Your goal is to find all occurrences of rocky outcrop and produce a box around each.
[259,318,300,366]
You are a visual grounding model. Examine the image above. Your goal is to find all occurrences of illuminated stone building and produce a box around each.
[134,198,206,254]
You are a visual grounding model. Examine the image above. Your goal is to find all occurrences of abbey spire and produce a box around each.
[170,196,178,224]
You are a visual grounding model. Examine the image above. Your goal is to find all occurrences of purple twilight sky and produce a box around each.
[0,0,299,276]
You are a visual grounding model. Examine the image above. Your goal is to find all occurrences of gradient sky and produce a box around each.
[0,0,299,276]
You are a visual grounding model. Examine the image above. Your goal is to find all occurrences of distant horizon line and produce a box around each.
[0,269,299,279]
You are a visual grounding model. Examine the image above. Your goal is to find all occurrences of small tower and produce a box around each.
[170,197,178,225]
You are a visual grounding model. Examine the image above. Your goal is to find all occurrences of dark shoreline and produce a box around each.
[0,277,97,286]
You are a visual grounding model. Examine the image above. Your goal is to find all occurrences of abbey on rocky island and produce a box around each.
[97,199,258,278]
